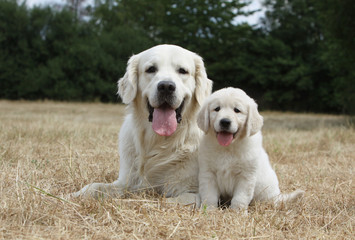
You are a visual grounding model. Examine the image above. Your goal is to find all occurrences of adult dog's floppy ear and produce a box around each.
[194,55,212,107]
[245,100,263,137]
[197,101,210,133]
[118,54,140,104]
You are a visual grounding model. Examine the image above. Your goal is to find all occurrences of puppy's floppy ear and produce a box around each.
[245,100,263,137]
[194,55,213,107]
[197,101,210,133]
[118,54,140,104]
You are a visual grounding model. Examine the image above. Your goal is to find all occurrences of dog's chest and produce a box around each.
[212,155,241,194]
[209,151,254,195]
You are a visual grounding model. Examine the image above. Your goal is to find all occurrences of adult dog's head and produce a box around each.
[197,87,263,146]
[118,44,212,136]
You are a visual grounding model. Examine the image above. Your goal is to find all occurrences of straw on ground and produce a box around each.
[0,101,353,239]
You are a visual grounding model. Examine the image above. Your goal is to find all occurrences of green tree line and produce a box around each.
[0,0,354,114]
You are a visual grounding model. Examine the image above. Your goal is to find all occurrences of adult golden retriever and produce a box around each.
[73,45,212,204]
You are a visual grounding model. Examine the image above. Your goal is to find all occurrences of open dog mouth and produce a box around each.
[147,100,184,136]
[216,131,237,146]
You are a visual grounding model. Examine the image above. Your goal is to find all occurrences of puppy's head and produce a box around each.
[197,87,263,146]
[118,44,212,136]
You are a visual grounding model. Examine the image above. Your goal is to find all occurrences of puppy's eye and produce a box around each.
[214,107,220,112]
[178,68,188,74]
[146,66,157,73]
[234,108,240,113]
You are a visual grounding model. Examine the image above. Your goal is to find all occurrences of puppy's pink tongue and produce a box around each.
[217,132,234,146]
[152,108,177,136]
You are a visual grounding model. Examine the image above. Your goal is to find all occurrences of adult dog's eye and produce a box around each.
[146,66,157,73]
[178,68,188,74]
[214,107,220,112]
[234,108,240,113]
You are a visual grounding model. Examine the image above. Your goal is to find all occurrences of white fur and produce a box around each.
[73,45,212,204]
[197,87,304,211]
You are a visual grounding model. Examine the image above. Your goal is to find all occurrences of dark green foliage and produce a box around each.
[0,0,154,102]
[0,0,31,99]
[256,0,335,112]
[315,0,355,114]
[0,0,354,114]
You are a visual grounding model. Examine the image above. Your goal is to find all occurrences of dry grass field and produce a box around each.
[0,100,353,239]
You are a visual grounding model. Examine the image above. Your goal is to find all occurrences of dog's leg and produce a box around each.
[71,115,141,199]
[71,180,126,199]
[199,171,220,209]
[230,175,256,212]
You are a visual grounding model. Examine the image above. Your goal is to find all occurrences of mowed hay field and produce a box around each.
[0,100,354,239]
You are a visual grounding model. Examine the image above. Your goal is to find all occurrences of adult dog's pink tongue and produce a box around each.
[152,108,177,136]
[217,132,234,146]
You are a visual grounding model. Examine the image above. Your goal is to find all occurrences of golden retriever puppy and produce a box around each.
[73,45,212,204]
[197,87,304,211]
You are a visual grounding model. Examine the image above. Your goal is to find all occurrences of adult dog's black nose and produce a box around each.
[220,118,231,129]
[157,81,176,94]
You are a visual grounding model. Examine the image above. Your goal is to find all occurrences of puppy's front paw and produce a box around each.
[200,198,218,211]
[231,207,248,216]
[201,203,218,212]
[230,202,248,215]
[166,193,201,206]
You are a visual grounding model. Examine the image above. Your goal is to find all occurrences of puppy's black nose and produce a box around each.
[220,118,231,129]
[157,81,176,94]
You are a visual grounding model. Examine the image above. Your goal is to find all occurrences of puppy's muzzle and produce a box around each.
[220,118,231,130]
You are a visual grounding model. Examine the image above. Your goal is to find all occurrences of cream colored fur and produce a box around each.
[197,87,304,211]
[73,45,212,204]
